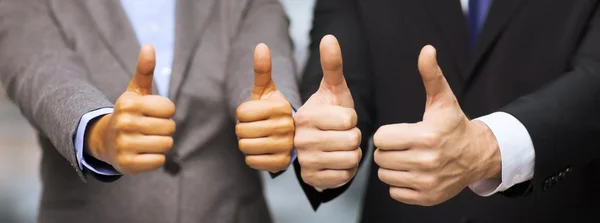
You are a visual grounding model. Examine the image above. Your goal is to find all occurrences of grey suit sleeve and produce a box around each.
[225,0,301,120]
[0,0,113,180]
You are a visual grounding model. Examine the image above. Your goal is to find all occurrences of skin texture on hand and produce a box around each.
[294,35,362,189]
[235,43,295,173]
[373,45,501,206]
[86,44,177,175]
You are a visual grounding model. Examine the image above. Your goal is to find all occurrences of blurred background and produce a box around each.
[0,0,373,222]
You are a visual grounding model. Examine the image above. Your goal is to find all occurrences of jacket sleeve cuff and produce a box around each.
[73,107,121,176]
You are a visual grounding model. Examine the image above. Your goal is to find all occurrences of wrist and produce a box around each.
[85,114,111,162]
[469,120,502,183]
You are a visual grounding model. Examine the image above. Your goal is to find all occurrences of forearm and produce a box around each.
[0,0,113,177]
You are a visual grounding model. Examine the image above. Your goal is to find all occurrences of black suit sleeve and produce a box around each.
[297,0,375,210]
[501,3,600,197]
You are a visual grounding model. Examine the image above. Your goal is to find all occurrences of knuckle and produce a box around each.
[238,139,250,153]
[349,109,358,125]
[164,137,174,151]
[389,188,419,205]
[280,137,294,152]
[114,115,134,131]
[378,169,394,185]
[164,99,176,116]
[116,96,137,112]
[245,156,279,172]
[372,132,383,148]
[389,187,405,203]
[350,149,362,166]
[293,132,312,150]
[143,155,166,172]
[280,117,295,132]
[297,153,317,168]
[420,131,443,148]
[373,125,390,148]
[340,169,355,182]
[234,123,244,137]
[422,153,442,170]
[115,134,132,151]
[377,168,386,182]
[313,172,328,187]
[275,101,292,115]
[347,128,362,149]
[420,176,439,191]
[275,117,295,135]
[300,170,317,186]
[153,155,166,166]
[373,149,383,166]
[276,154,291,168]
[166,120,176,135]
[115,154,134,169]
[235,102,252,120]
[341,111,355,130]
[293,110,309,127]
[245,156,260,169]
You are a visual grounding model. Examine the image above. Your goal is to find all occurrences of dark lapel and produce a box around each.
[168,0,217,101]
[421,0,469,81]
[464,0,528,82]
[82,0,140,79]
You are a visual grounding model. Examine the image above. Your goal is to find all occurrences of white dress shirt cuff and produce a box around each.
[469,112,535,196]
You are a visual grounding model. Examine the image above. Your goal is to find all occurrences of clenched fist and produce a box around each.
[235,43,294,173]
[86,44,177,175]
[294,35,362,190]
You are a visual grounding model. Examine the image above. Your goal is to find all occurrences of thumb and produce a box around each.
[418,45,454,104]
[127,44,155,95]
[250,43,275,100]
[319,35,348,92]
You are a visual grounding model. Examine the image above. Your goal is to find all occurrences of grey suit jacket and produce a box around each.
[0,0,301,222]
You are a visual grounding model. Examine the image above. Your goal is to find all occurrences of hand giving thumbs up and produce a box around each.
[86,44,177,175]
[373,45,501,206]
[294,35,362,190]
[235,43,295,173]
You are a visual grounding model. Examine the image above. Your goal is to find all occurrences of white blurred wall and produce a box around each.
[0,91,40,223]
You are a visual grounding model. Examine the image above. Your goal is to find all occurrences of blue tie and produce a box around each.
[467,0,492,47]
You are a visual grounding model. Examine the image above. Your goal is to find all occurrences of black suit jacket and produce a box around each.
[299,0,600,222]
